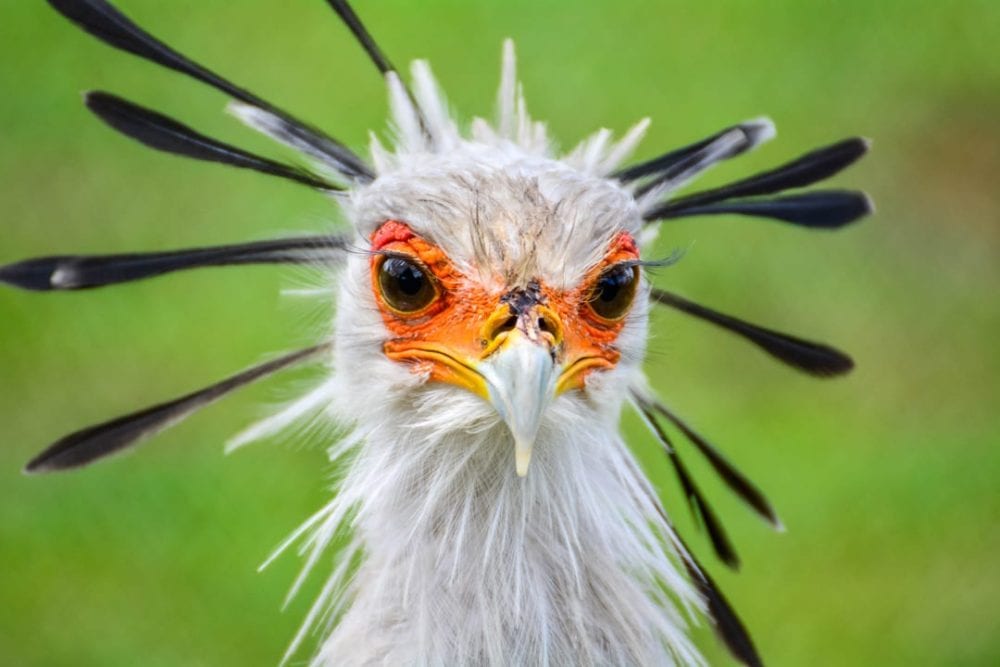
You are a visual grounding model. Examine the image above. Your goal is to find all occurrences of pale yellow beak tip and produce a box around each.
[515,445,533,478]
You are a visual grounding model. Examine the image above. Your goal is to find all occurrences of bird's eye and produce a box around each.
[377,256,437,314]
[588,264,639,321]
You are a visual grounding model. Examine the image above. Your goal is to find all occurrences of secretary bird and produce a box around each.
[3,1,872,664]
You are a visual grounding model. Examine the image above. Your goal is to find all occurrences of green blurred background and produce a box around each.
[1,1,997,665]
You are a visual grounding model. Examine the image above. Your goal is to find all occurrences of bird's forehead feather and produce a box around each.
[351,144,641,288]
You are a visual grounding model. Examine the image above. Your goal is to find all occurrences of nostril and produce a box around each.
[541,312,563,333]
[484,315,518,347]
[536,312,562,344]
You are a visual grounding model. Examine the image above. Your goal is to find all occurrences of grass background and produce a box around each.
[0,1,997,665]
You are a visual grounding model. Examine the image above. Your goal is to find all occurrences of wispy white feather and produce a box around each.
[410,60,460,152]
[602,117,652,174]
[386,72,426,155]
[226,377,337,452]
[498,39,517,139]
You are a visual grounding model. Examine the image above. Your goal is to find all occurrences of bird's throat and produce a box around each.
[308,417,701,665]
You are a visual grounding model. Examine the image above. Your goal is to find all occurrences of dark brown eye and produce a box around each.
[588,264,639,321]
[378,257,437,313]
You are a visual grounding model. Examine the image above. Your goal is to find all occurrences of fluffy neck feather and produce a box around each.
[291,386,703,666]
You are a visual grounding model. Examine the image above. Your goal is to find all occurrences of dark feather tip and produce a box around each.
[0,257,64,291]
[648,136,872,221]
[653,190,873,229]
[650,401,782,530]
[687,559,764,667]
[24,343,331,474]
[695,490,741,570]
[650,289,855,377]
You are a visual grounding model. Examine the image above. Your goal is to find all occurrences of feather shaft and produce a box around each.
[632,129,746,198]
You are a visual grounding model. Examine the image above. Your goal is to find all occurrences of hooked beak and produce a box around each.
[383,298,615,477]
[479,331,558,477]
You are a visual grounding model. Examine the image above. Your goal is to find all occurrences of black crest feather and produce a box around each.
[86,92,342,191]
[323,0,430,138]
[650,288,854,377]
[627,454,763,667]
[0,237,346,292]
[631,129,752,198]
[637,402,740,569]
[646,399,781,529]
[649,190,873,229]
[24,343,331,474]
[325,0,396,75]
[617,119,774,182]
[677,534,764,667]
[47,0,373,180]
[646,137,871,228]
[669,137,869,208]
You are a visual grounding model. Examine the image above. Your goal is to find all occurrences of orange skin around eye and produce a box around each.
[544,231,637,391]
[372,221,503,392]
[370,221,639,395]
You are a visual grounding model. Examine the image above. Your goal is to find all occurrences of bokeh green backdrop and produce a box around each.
[1,1,997,665]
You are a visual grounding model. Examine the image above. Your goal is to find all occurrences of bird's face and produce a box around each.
[336,149,650,475]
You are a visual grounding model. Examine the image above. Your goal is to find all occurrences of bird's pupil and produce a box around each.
[388,259,424,295]
[588,264,638,320]
[599,269,630,301]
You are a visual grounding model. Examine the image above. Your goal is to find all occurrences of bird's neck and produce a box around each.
[310,402,702,666]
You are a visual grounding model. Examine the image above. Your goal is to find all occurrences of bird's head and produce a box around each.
[336,148,650,476]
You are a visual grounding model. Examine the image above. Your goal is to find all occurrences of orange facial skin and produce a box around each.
[371,220,639,397]
[545,231,637,393]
